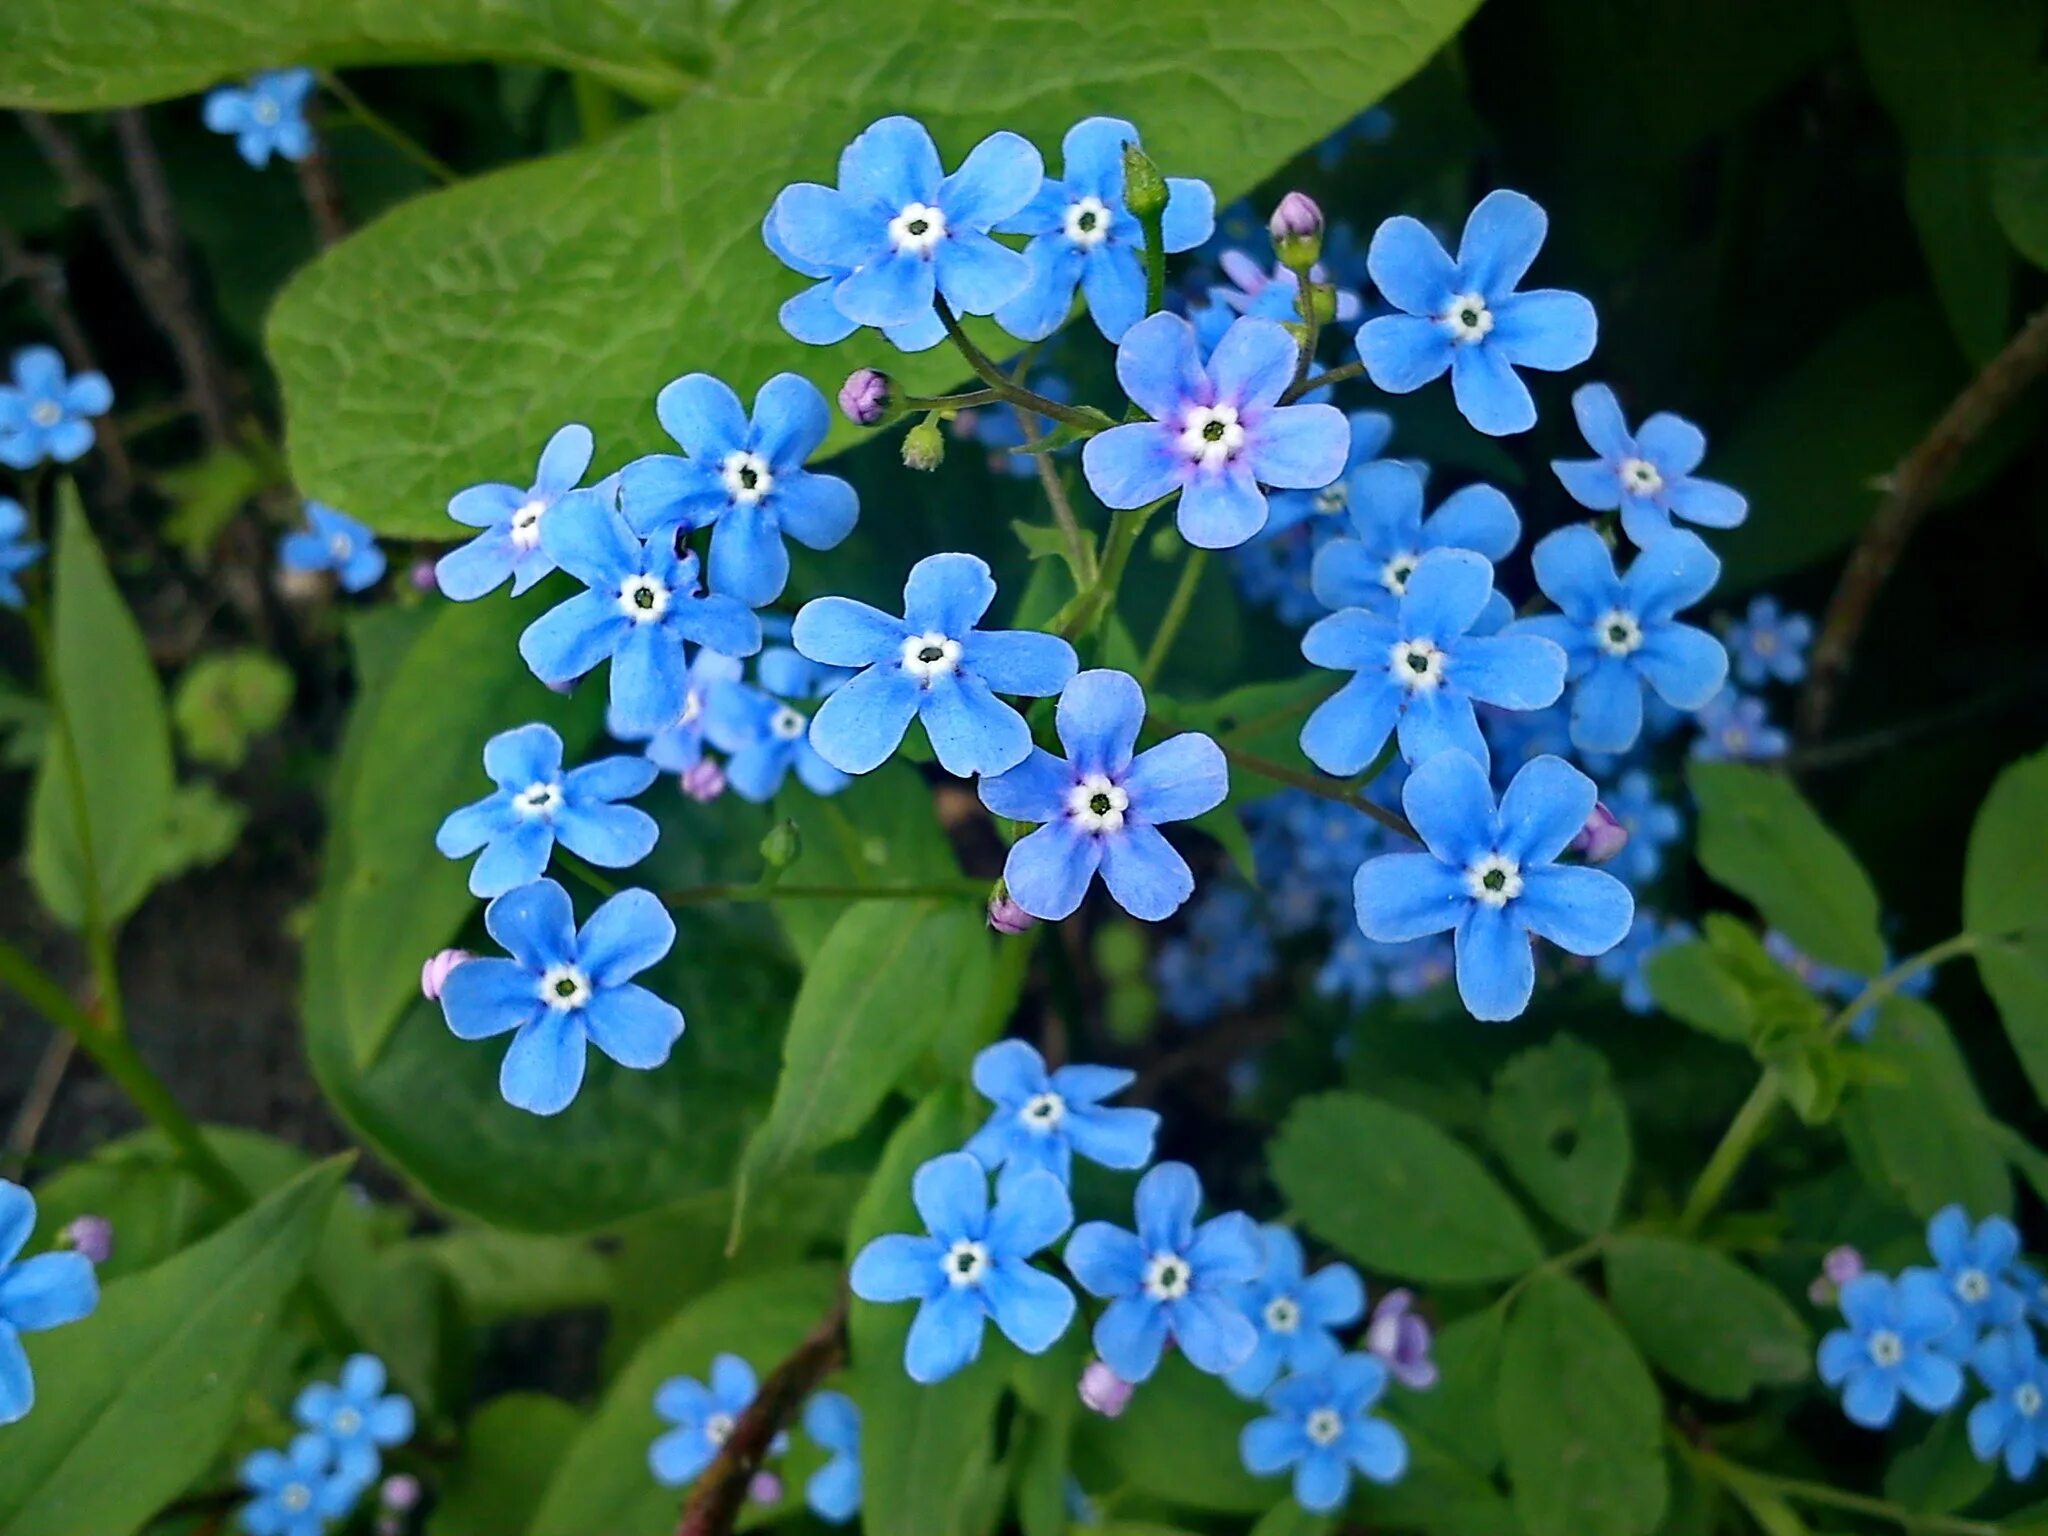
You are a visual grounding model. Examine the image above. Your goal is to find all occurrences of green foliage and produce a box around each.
[1963,746,2048,1100]
[429,1392,587,1536]
[1602,1236,1810,1401]
[1097,1354,1275,1515]
[1884,1411,1999,1518]
[1390,1308,1504,1475]
[1993,69,2048,270]
[770,762,963,962]
[153,780,247,881]
[1485,1036,1631,1236]
[1841,997,2011,1219]
[170,647,293,768]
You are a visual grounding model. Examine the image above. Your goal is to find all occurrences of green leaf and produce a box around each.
[1271,1093,1542,1284]
[27,485,174,929]
[418,1227,611,1323]
[1389,1308,1505,1475]
[264,0,1483,534]
[1840,997,2010,1218]
[1688,761,1886,975]
[1642,939,1754,1044]
[1884,1410,1998,1517]
[1993,70,2048,270]
[771,763,961,963]
[1963,747,2048,1098]
[0,1159,347,1536]
[1603,1235,1810,1401]
[152,780,247,883]
[1096,1354,1274,1515]
[1498,1273,1667,1536]
[430,1393,586,1536]
[170,648,294,769]
[1250,1501,1335,1536]
[1485,1036,1632,1236]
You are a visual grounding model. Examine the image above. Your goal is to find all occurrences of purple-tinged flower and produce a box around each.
[1241,1354,1409,1512]
[59,1215,113,1267]
[1079,1359,1135,1418]
[279,502,385,593]
[1969,1329,2048,1479]
[0,1180,97,1424]
[702,648,852,802]
[1818,1268,1965,1429]
[802,1391,860,1523]
[988,893,1037,935]
[1726,595,1812,687]
[1310,460,1519,625]
[379,1474,421,1513]
[839,369,891,427]
[651,1355,766,1488]
[203,69,315,167]
[0,498,44,609]
[679,759,726,803]
[436,425,596,601]
[964,1039,1159,1189]
[1570,802,1629,865]
[419,949,471,1003]
[1811,1245,1867,1306]
[293,1354,414,1485]
[1224,1225,1366,1399]
[1927,1206,2028,1334]
[1691,689,1787,762]
[1552,384,1746,548]
[1204,251,1363,339]
[238,1434,361,1536]
[1269,192,1324,255]
[408,559,438,593]
[629,648,744,775]
[1365,1288,1437,1389]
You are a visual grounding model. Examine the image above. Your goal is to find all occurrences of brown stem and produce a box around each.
[293,144,350,249]
[0,222,134,502]
[1798,303,2048,744]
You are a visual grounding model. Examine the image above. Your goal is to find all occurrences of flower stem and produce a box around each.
[1290,274,1323,393]
[1208,742,1417,841]
[662,878,989,907]
[902,386,1005,412]
[317,70,459,185]
[934,298,1104,432]
[1684,1442,2005,1536]
[1280,358,1366,404]
[1139,547,1208,687]
[1056,501,1156,641]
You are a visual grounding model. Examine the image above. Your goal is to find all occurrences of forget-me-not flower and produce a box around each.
[279,502,386,593]
[238,1433,361,1536]
[703,647,851,801]
[802,1390,862,1523]
[630,648,743,773]
[1927,1205,2028,1335]
[292,1355,414,1486]
[1603,769,1683,887]
[437,879,684,1116]
[1552,384,1746,548]
[1726,595,1812,687]
[0,498,43,610]
[1240,1353,1409,1513]
[850,1150,1076,1384]
[978,669,1227,922]
[1818,1269,1965,1429]
[1310,461,1520,626]
[965,1039,1159,1189]
[0,346,112,470]
[1357,190,1596,437]
[761,202,947,352]
[1691,688,1787,762]
[1201,251,1364,351]
[1154,884,1278,1022]
[1082,314,1350,549]
[435,425,595,600]
[1970,1328,2048,1480]
[1261,410,1395,540]
[1225,1224,1366,1399]
[650,1354,768,1488]
[203,69,316,167]
[0,1178,99,1425]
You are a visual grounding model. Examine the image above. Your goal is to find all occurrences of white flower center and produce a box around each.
[704,1412,737,1446]
[514,780,562,818]
[510,499,547,550]
[29,399,63,429]
[328,533,354,560]
[1868,1329,1905,1369]
[279,1483,312,1513]
[1380,550,1420,596]
[1064,195,1113,249]
[1465,853,1523,908]
[540,963,592,1012]
[1595,608,1644,658]
[619,574,671,623]
[1143,1252,1192,1301]
[1020,1091,1066,1133]
[1263,1296,1302,1334]
[1442,291,1494,343]
[900,630,962,683]
[2020,1383,2045,1417]
[1178,404,1245,470]
[1305,1407,1345,1447]
[253,98,282,126]
[890,201,948,255]
[945,1239,990,1287]
[1751,629,1778,654]
[1956,1269,1992,1305]
[1619,457,1663,496]
[1313,483,1348,515]
[769,704,807,741]
[1067,773,1129,834]
[681,686,706,725]
[331,1407,363,1437]
[1389,637,1445,691]
[720,451,775,506]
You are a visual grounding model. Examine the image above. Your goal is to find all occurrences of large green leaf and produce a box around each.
[1993,70,2048,270]
[1603,1236,1809,1401]
[1841,997,2011,1219]
[0,1159,347,1536]
[770,762,963,962]
[1963,747,2048,1100]
[1484,1036,1631,1237]
[264,0,1483,534]
[430,1393,587,1536]
[1096,1354,1275,1515]
[26,485,174,930]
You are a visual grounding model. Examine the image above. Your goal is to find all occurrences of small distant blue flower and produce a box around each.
[1691,689,1787,762]
[1383,935,1457,999]
[1593,912,1693,1014]
[965,1039,1158,1189]
[703,647,852,802]
[1970,1328,2048,1480]
[1241,1354,1409,1513]
[1065,1161,1263,1382]
[994,116,1215,343]
[1603,769,1683,886]
[519,495,761,738]
[1552,384,1746,549]
[435,723,658,897]
[1316,929,1396,1008]
[435,425,595,601]
[979,669,1227,922]
[0,347,112,470]
[1354,751,1634,1021]
[794,552,1077,778]
[1726,595,1812,687]
[1203,251,1364,343]
[437,879,684,1116]
[0,1178,99,1425]
[630,648,744,773]
[850,1150,1076,1384]
[238,1433,361,1536]
[292,1355,413,1486]
[0,499,44,609]
[650,1354,771,1488]
[279,502,386,593]
[1358,190,1596,437]
[1225,1225,1367,1399]
[1818,1269,1965,1429]
[1249,790,1388,935]
[203,69,316,167]
[1310,460,1520,625]
[770,116,1042,332]
[1261,410,1396,540]
[1155,885,1277,1022]
[1927,1206,2027,1334]
[1083,313,1350,550]
[619,374,858,607]
[1765,930,1929,1039]
[1514,526,1726,755]
[1301,547,1566,776]
[802,1390,861,1523]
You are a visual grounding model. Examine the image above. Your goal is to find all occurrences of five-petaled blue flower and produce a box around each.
[0,498,43,610]
[238,1433,362,1536]
[850,1150,1076,1384]
[437,879,684,1116]
[1726,595,1812,687]
[802,1390,862,1524]
[435,723,658,897]
[1225,1224,1366,1399]
[1926,1205,2027,1334]
[770,116,1042,332]
[965,1038,1159,1190]
[650,1354,770,1487]
[1513,526,1726,755]
[435,424,595,600]
[291,1354,414,1486]
[1602,769,1683,887]
[1065,1161,1263,1383]
[1357,190,1596,437]
[619,374,858,607]
[203,69,316,167]
[631,648,743,773]
[1261,409,1394,540]
[0,1178,99,1425]
[1970,1328,2048,1480]
[1310,461,1520,625]
[703,647,852,801]
[1552,384,1746,548]
[993,116,1215,342]
[1241,1353,1409,1513]
[1082,314,1350,549]
[279,502,386,593]
[1690,688,1787,762]
[762,204,945,353]
[978,669,1227,922]
[1300,547,1565,776]
[519,496,761,738]
[1818,1268,1965,1429]
[794,552,1077,778]
[1354,751,1634,1021]
[0,346,113,469]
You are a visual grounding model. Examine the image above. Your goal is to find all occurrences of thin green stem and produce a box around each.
[1056,502,1154,641]
[663,879,989,907]
[934,298,1102,432]
[1688,1442,2005,1536]
[556,851,621,899]
[1494,1236,1606,1313]
[903,386,1004,412]
[1211,742,1416,841]
[1137,203,1166,318]
[1825,931,1980,1043]
[1290,275,1323,393]
[1019,410,1096,586]
[1139,548,1207,687]
[316,71,459,185]
[1280,359,1366,404]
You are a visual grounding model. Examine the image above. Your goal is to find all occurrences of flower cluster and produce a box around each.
[646,1353,863,1524]
[238,1355,413,1535]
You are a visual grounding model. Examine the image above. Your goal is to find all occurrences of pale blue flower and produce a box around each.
[650,1354,769,1488]
[965,1039,1158,1189]
[1726,596,1812,687]
[803,1390,861,1523]
[1225,1225,1366,1399]
[1691,689,1787,762]
[1818,1269,1965,1429]
[702,647,852,802]
[1309,460,1520,626]
[279,502,385,593]
[1927,1206,2028,1334]
[0,498,43,609]
[1969,1329,2048,1480]
[1241,1353,1409,1512]
[203,69,316,167]
[0,1179,99,1425]
[435,425,595,600]
[0,347,112,469]
[291,1355,413,1487]
[237,1434,362,1536]
[1552,384,1746,548]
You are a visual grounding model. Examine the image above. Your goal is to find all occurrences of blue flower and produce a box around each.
[1064,1161,1263,1382]
[1603,769,1683,886]
[203,69,316,167]
[1514,526,1727,755]
[1552,384,1746,548]
[0,1178,99,1425]
[1927,1206,2028,1334]
[435,424,595,601]
[279,502,386,593]
[1726,595,1812,687]
[1384,934,1457,999]
[1225,1225,1366,1399]
[629,648,744,772]
[966,1039,1159,1189]
[291,1354,413,1486]
[0,498,44,609]
[1241,1353,1409,1512]
[1249,791,1389,934]
[978,669,1227,922]
[434,723,658,897]
[993,116,1215,342]
[1202,251,1364,343]
[793,553,1077,778]
[1261,410,1396,540]
[650,1354,768,1487]
[1970,1328,2048,1480]
[519,495,761,738]
[1593,912,1693,1014]
[1082,314,1350,549]
[238,1434,362,1536]
[1301,548,1566,776]
[1354,751,1634,1021]
[1357,190,1596,437]
[769,116,1041,332]
[1310,461,1520,625]
[761,204,945,354]
[1155,885,1278,1022]
[1818,1269,1965,1429]
[850,1150,1076,1384]
[1691,689,1787,762]
[436,879,684,1116]
[702,647,852,801]
[619,374,858,607]
[802,1390,862,1523]
[1190,199,1265,271]
[0,346,112,469]
[1316,929,1397,1008]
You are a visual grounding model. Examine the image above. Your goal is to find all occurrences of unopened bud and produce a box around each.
[839,368,892,427]
[1079,1359,1134,1418]
[379,1475,422,1512]
[1365,1288,1438,1390]
[1121,141,1169,224]
[988,892,1037,935]
[409,559,439,593]
[62,1215,113,1265]
[1268,192,1324,270]
[903,418,945,472]
[1569,803,1629,865]
[1809,1244,1866,1305]
[748,1471,784,1505]
[420,948,471,1002]
[760,819,802,868]
[680,759,726,803]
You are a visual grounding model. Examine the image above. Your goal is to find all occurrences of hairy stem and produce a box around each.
[1280,358,1365,404]
[1018,409,1096,585]
[935,298,1102,432]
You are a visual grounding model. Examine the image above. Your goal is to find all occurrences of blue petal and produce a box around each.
[1455,190,1548,297]
[905,1287,987,1384]
[440,958,539,1041]
[485,879,577,971]
[580,983,683,1069]
[650,1425,718,1487]
[808,1457,861,1523]
[1099,824,1195,920]
[935,231,1033,315]
[468,820,555,898]
[1123,733,1227,824]
[553,800,658,870]
[977,748,1072,824]
[619,454,726,541]
[654,373,748,461]
[773,183,888,271]
[921,674,1032,777]
[1062,1102,1159,1171]
[912,1151,990,1243]
[1395,688,1489,769]
[1569,661,1644,753]
[792,595,907,668]
[904,551,998,635]
[972,1039,1049,1105]
[809,665,921,774]
[835,249,937,329]
[1425,484,1520,561]
[1055,668,1145,776]
[499,1012,588,1116]
[851,1233,942,1303]
[1455,634,1566,711]
[576,887,674,986]
[1066,1221,1147,1297]
[0,1252,95,1331]
[1242,1415,1308,1476]
[961,629,1076,697]
[485,722,564,786]
[1637,625,1727,711]
[1454,904,1536,1021]
[609,624,691,738]
[1210,318,1300,411]
[1249,403,1350,491]
[1843,1367,1901,1428]
[1401,748,1496,865]
[770,471,859,550]
[1517,865,1633,957]
[1398,548,1493,642]
[1347,1418,1409,1484]
[0,1186,31,1270]
[434,530,518,601]
[1530,524,1621,622]
[1358,314,1453,394]
[1622,528,1720,620]
[1059,117,1137,200]
[1553,457,1623,512]
[1636,412,1707,475]
[1188,1211,1265,1284]
[1571,385,1633,458]
[435,795,515,859]
[1094,1294,1171,1382]
[840,116,942,208]
[534,423,594,494]
[1114,312,1207,421]
[1079,243,1148,341]
[780,279,862,345]
[563,754,659,803]
[1664,476,1747,530]
[1172,1289,1261,1376]
[1004,823,1104,920]
[984,1260,1076,1353]
[707,502,789,607]
[1301,675,1401,778]
[1367,216,1458,316]
[1496,754,1598,864]
[538,493,640,589]
[1135,1162,1201,1253]
[1082,422,1185,511]
[1451,343,1536,437]
[994,235,1086,341]
[938,131,1043,227]
[1489,289,1598,372]
[1161,176,1217,253]
[1179,463,1269,549]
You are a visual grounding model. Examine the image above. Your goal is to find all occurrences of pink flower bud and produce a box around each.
[1810,1244,1866,1304]
[1078,1359,1134,1418]
[62,1215,113,1265]
[747,1471,784,1505]
[680,759,727,803]
[838,368,892,427]
[987,893,1037,935]
[1268,192,1324,270]
[419,948,471,1002]
[1570,802,1629,865]
[1365,1288,1438,1390]
[379,1474,422,1512]
[408,559,439,593]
